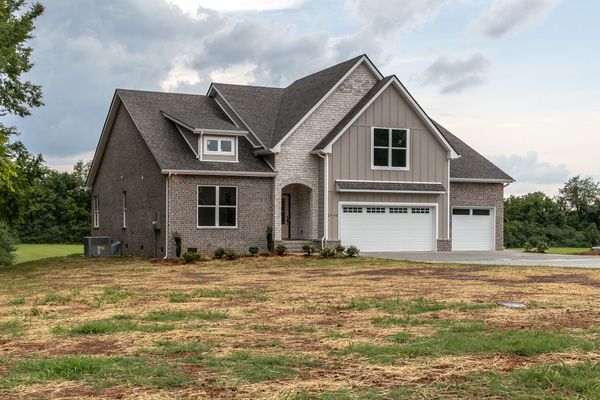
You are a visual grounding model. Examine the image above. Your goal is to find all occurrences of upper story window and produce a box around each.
[372,128,409,170]
[197,185,237,228]
[92,196,100,228]
[203,136,235,156]
[122,191,127,229]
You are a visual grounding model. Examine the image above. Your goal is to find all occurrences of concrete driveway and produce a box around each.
[363,250,600,268]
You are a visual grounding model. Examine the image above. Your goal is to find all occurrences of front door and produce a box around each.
[281,194,290,239]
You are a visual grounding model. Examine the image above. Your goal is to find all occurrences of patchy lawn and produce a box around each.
[508,247,590,255]
[13,244,83,264]
[2,255,600,399]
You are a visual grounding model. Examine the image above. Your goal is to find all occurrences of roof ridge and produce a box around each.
[285,54,365,88]
[213,82,284,90]
[117,88,206,97]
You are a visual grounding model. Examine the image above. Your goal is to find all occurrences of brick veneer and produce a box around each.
[437,239,452,252]
[167,174,274,256]
[450,182,505,250]
[273,63,378,241]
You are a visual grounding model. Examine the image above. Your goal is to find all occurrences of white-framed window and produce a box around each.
[92,195,100,228]
[372,127,409,170]
[122,191,127,228]
[197,185,237,228]
[203,136,235,156]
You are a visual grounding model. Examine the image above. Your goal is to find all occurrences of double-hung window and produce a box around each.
[197,186,237,227]
[372,128,409,169]
[122,191,127,228]
[203,136,234,156]
[92,196,100,228]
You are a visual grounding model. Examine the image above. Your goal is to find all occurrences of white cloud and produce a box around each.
[209,63,257,85]
[419,53,490,94]
[471,0,559,37]
[161,56,203,92]
[165,0,305,15]
[44,150,95,172]
[490,151,570,185]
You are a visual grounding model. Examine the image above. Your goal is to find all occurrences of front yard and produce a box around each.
[2,255,600,399]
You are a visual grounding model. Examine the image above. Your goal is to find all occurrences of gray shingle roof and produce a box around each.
[434,121,514,182]
[336,180,446,192]
[214,55,366,148]
[116,89,274,173]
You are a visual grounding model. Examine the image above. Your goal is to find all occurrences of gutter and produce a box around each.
[163,172,170,259]
[317,151,328,249]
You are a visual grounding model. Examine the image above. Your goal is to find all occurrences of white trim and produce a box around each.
[336,179,443,185]
[161,169,277,177]
[121,191,127,229]
[203,135,235,156]
[451,206,496,251]
[451,178,514,183]
[272,55,383,153]
[370,127,410,171]
[338,201,439,252]
[209,85,268,149]
[175,124,198,157]
[323,153,329,244]
[161,111,248,136]
[447,159,451,240]
[164,174,169,259]
[213,96,240,129]
[194,128,247,135]
[337,189,446,194]
[197,185,238,229]
[92,195,100,228]
[321,76,458,159]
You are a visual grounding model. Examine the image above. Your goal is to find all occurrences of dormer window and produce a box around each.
[204,136,235,156]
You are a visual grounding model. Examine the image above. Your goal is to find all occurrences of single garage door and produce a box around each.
[340,205,435,252]
[452,208,494,251]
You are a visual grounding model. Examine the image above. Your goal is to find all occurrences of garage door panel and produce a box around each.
[452,209,494,251]
[340,205,434,252]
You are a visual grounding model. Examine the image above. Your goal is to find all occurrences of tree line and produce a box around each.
[504,176,600,248]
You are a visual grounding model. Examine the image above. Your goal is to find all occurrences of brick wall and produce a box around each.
[273,62,378,240]
[167,174,274,256]
[450,182,505,250]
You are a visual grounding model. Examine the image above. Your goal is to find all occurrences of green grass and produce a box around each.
[193,287,268,301]
[94,287,135,305]
[38,293,72,305]
[167,292,192,303]
[347,297,495,315]
[0,321,23,337]
[288,387,416,400]
[0,355,187,389]
[201,351,317,382]
[53,319,175,335]
[7,297,25,306]
[145,340,211,355]
[13,244,83,264]
[508,247,590,255]
[338,325,600,364]
[143,309,228,322]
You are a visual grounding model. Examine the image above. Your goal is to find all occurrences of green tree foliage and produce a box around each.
[505,177,600,248]
[15,160,91,243]
[0,0,44,190]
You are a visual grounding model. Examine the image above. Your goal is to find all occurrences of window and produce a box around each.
[203,136,235,156]
[452,208,470,216]
[411,207,430,214]
[389,207,408,214]
[92,196,100,228]
[372,128,409,169]
[366,207,386,214]
[343,206,363,213]
[122,191,127,228]
[197,186,237,227]
[472,209,491,216]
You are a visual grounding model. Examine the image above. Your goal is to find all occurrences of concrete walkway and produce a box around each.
[362,250,600,268]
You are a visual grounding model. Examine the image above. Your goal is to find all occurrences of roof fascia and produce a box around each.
[161,169,277,177]
[450,177,515,184]
[271,55,383,153]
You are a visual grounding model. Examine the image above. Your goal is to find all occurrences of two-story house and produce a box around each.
[86,54,513,257]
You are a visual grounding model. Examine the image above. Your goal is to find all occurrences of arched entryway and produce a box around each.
[281,183,312,240]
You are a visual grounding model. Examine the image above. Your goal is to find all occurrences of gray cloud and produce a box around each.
[471,0,558,38]
[490,152,570,185]
[419,53,490,94]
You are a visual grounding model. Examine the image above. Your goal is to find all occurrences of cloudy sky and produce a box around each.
[6,0,600,196]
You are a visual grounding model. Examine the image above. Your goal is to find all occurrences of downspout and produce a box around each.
[317,152,328,249]
[163,172,171,259]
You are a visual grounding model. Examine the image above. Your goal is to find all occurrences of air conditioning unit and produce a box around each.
[83,236,111,257]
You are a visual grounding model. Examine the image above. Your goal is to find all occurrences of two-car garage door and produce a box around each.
[340,205,435,252]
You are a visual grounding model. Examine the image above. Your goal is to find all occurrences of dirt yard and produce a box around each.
[1,255,600,399]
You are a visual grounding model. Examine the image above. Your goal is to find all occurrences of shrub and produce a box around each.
[536,240,549,253]
[302,244,315,256]
[181,251,200,263]
[172,232,182,258]
[334,243,346,255]
[266,225,274,253]
[223,249,239,260]
[214,247,226,258]
[319,247,336,258]
[0,222,15,266]
[346,245,360,257]
[248,247,259,256]
[523,241,534,252]
[275,244,287,256]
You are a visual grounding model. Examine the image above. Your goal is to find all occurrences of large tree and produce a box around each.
[0,0,44,194]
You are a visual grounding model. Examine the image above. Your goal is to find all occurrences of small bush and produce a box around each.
[223,249,239,260]
[214,247,226,258]
[334,243,346,255]
[248,247,259,256]
[181,251,200,263]
[0,222,16,266]
[346,245,360,257]
[524,241,534,252]
[320,247,336,258]
[536,240,549,253]
[266,226,274,252]
[172,232,182,258]
[302,244,315,256]
[275,244,287,256]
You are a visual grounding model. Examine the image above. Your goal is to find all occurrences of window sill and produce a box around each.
[371,166,410,171]
[196,226,239,230]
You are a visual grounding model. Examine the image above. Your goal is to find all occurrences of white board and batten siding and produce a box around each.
[339,203,437,252]
[451,208,495,251]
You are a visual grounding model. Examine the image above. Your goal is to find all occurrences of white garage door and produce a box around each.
[340,205,435,252]
[452,208,494,251]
